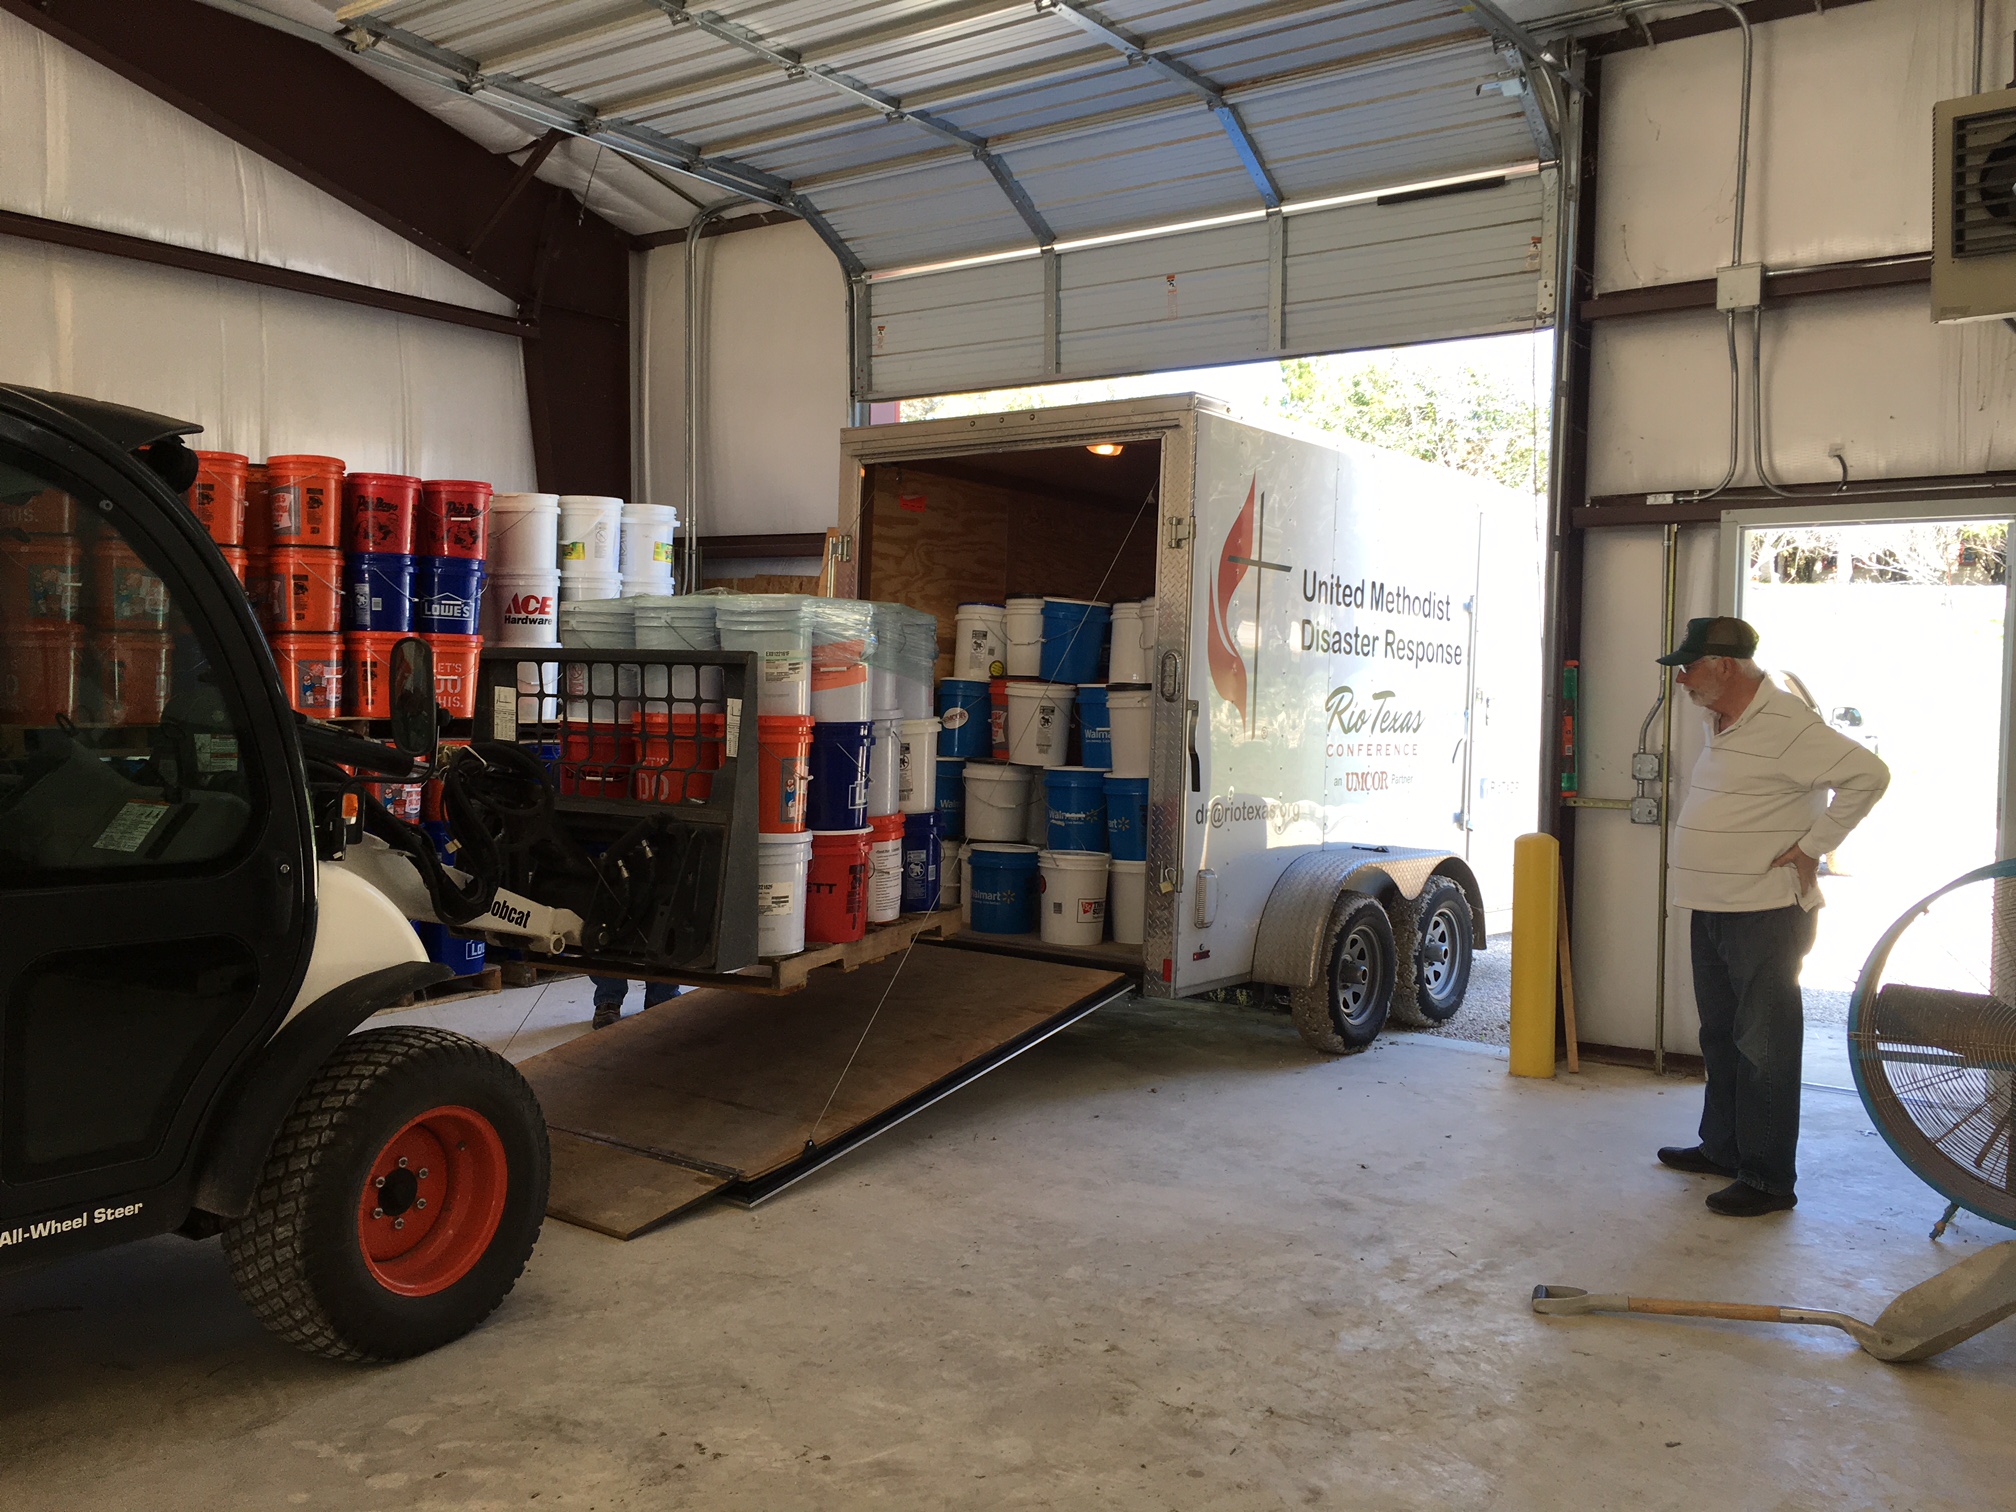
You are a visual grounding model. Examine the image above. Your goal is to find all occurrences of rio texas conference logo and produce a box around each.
[1206,476,1288,733]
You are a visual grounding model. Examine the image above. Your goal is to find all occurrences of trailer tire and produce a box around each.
[1389,877,1473,1028]
[222,1025,548,1363]
[1290,893,1396,1055]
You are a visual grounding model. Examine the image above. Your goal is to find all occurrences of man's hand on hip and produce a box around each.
[1772,843,1819,896]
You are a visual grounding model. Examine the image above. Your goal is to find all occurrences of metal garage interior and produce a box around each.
[2,0,2014,1506]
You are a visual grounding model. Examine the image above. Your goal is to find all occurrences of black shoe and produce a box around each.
[1658,1145,1737,1177]
[1706,1180,1796,1217]
[592,1003,621,1030]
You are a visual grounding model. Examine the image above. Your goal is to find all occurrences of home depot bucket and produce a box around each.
[88,535,168,630]
[867,811,905,924]
[963,760,1033,843]
[866,716,902,817]
[1075,684,1111,769]
[346,551,415,632]
[90,630,170,725]
[1109,859,1147,946]
[242,463,271,554]
[1103,775,1149,862]
[756,713,815,833]
[187,452,248,546]
[936,678,989,758]
[953,602,1006,680]
[420,479,491,558]
[0,534,82,625]
[1107,602,1146,684]
[269,546,344,634]
[265,455,343,547]
[633,710,726,802]
[1004,680,1074,768]
[807,720,871,831]
[1107,687,1152,778]
[0,625,82,724]
[490,492,560,573]
[419,555,484,635]
[756,831,813,958]
[272,632,342,715]
[806,827,872,945]
[967,843,1039,935]
[0,488,77,535]
[896,716,941,814]
[219,546,249,588]
[989,676,1009,759]
[344,631,402,718]
[935,756,966,840]
[1043,767,1106,852]
[1037,849,1109,947]
[557,495,622,576]
[1039,598,1110,685]
[1003,597,1043,677]
[421,632,481,719]
[488,570,559,647]
[717,595,811,716]
[344,472,420,555]
[619,502,678,583]
[901,810,941,913]
[557,722,636,799]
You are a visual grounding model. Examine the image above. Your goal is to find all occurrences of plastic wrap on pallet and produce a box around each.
[558,596,636,649]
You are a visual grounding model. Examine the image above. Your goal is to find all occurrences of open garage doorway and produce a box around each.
[1729,513,2014,1088]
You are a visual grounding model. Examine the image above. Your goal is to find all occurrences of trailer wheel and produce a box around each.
[222,1025,548,1362]
[1389,877,1473,1027]
[1290,893,1396,1055]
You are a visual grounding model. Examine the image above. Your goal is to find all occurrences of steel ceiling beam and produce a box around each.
[1035,0,1281,209]
[641,1,1057,245]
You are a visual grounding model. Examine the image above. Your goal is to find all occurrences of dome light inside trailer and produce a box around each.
[1086,443,1124,456]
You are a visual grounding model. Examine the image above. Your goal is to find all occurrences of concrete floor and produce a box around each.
[3,982,2012,1510]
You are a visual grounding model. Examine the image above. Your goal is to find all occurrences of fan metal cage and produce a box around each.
[1851,859,2016,1229]
[1952,106,2016,259]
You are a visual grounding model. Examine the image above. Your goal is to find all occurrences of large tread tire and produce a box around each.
[1386,889,1424,1026]
[1390,876,1474,1028]
[222,1025,548,1363]
[1289,892,1397,1056]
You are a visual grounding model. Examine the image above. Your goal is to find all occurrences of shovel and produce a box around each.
[1532,1240,2016,1363]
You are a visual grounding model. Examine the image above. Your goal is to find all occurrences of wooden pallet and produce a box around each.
[557,908,966,997]
[495,960,587,990]
[389,965,503,1010]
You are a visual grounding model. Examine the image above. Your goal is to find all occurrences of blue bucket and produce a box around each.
[346,551,414,632]
[412,921,487,976]
[1039,598,1111,684]
[1076,684,1111,769]
[418,554,484,635]
[1104,775,1149,862]
[808,720,872,831]
[937,678,991,758]
[967,843,1040,934]
[902,810,942,912]
[1044,766,1107,852]
[936,756,966,840]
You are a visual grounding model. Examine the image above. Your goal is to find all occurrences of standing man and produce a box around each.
[1655,616,1889,1216]
[590,976,682,1030]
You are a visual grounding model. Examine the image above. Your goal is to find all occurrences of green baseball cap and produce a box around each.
[1657,615,1759,666]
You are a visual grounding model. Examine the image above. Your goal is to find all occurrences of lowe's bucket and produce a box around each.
[867,811,906,924]
[967,843,1039,935]
[1076,684,1111,770]
[413,921,487,976]
[807,720,872,832]
[963,760,1032,843]
[347,551,415,632]
[418,554,484,635]
[936,677,989,758]
[1039,598,1110,685]
[901,810,942,914]
[1109,858,1147,946]
[936,756,966,841]
[806,827,872,945]
[1104,775,1150,862]
[1037,849,1109,948]
[756,831,813,957]
[1043,767,1106,853]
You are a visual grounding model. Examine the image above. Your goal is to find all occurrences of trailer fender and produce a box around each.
[188,961,453,1221]
[1250,847,1462,990]
[1428,857,1487,951]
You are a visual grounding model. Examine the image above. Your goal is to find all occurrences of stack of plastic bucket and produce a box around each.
[755,691,817,954]
[810,599,874,722]
[342,473,417,719]
[89,525,171,728]
[558,495,623,605]
[1106,768,1150,947]
[259,455,345,712]
[418,479,489,721]
[806,602,874,944]
[185,451,250,587]
[619,501,678,597]
[0,489,83,727]
[488,492,561,648]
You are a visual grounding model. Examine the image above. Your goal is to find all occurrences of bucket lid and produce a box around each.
[899,716,942,731]
[1005,597,1045,609]
[1042,597,1110,608]
[757,829,815,848]
[493,492,561,509]
[812,826,874,841]
[1076,683,1108,693]
[1004,680,1076,699]
[1037,849,1111,868]
[1109,858,1148,872]
[957,601,1006,612]
[969,841,1039,857]
[938,677,989,692]
[557,494,623,507]
[964,761,1033,784]
[869,812,907,838]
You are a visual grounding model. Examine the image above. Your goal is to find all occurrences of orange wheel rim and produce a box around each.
[354,1104,508,1297]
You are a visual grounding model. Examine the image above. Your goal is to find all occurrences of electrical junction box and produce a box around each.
[1631,752,1662,782]
[1716,263,1765,311]
[1630,796,1663,826]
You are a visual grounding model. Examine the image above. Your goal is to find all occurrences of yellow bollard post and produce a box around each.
[1509,832,1560,1078]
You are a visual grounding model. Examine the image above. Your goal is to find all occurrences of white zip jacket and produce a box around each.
[1668,677,1890,913]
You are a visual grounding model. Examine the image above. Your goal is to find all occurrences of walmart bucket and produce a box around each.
[1076,684,1111,770]
[1044,767,1106,852]
[1039,598,1110,684]
[936,677,990,758]
[807,720,871,831]
[1104,775,1150,862]
[936,756,966,840]
[967,843,1039,935]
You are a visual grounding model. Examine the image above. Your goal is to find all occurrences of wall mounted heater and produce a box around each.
[1934,86,2016,322]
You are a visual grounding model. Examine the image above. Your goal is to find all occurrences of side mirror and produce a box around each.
[1832,706,1863,728]
[389,635,439,759]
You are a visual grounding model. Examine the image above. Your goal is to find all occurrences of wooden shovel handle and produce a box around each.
[1629,1297,1787,1323]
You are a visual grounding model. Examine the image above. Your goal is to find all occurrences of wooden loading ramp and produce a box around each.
[516,943,1130,1238]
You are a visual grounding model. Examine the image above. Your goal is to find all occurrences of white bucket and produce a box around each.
[620,502,679,580]
[958,842,975,926]
[938,841,962,910]
[1108,602,1146,684]
[756,831,813,957]
[558,496,623,576]
[896,716,941,814]
[1023,774,1049,847]
[491,492,561,574]
[1137,596,1158,656]
[1003,597,1044,677]
[718,596,812,717]
[1107,687,1152,778]
[868,828,903,924]
[490,568,561,647]
[622,573,673,598]
[867,716,903,816]
[1004,680,1075,768]
[633,598,725,703]
[953,602,1007,680]
[561,572,623,605]
[1037,849,1109,948]
[962,760,1032,842]
[558,597,634,649]
[893,669,933,720]
[810,615,872,721]
[1109,858,1147,946]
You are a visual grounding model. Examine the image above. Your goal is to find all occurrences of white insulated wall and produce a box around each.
[0,10,536,486]
[1573,0,2016,1051]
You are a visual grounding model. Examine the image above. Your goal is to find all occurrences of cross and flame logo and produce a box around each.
[1206,476,1287,733]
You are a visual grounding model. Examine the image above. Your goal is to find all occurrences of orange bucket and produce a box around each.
[219,545,249,585]
[344,630,404,718]
[89,534,170,631]
[268,546,344,633]
[273,632,343,715]
[418,479,492,558]
[634,709,727,802]
[242,463,271,554]
[94,629,173,726]
[0,488,77,535]
[421,632,482,719]
[0,534,83,626]
[187,451,249,547]
[344,472,421,555]
[756,713,815,833]
[265,454,344,547]
[0,624,83,725]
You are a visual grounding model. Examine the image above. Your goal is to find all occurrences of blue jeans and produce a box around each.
[1691,905,1817,1196]
[590,976,681,1010]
